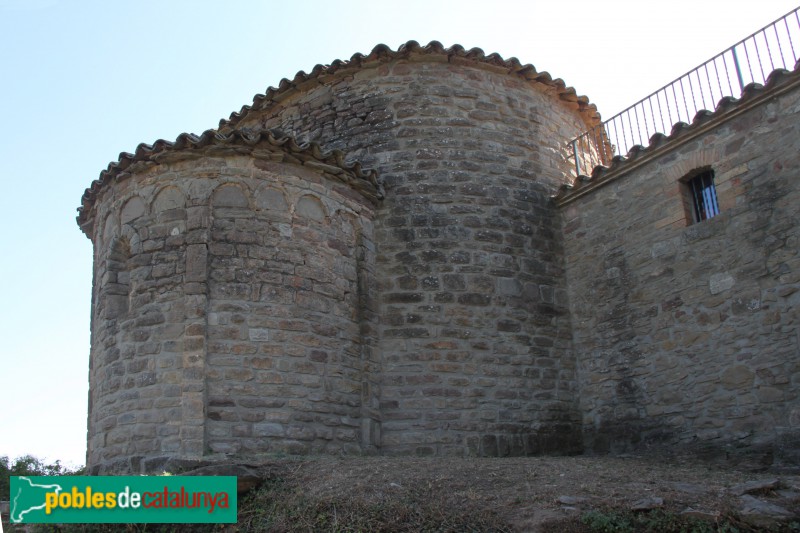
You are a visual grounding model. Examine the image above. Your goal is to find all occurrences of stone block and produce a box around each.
[186,244,208,282]
[248,328,270,341]
[721,365,755,389]
[254,423,286,437]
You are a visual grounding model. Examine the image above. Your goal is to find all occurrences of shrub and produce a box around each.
[0,455,84,501]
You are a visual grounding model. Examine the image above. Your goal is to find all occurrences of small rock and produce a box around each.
[738,495,796,527]
[631,497,664,511]
[0,500,9,517]
[729,478,780,496]
[182,464,262,494]
[557,495,588,505]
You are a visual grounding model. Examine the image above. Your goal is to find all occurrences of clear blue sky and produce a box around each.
[1,0,796,467]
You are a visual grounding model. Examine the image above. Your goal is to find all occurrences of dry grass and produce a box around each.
[5,454,799,532]
[236,453,800,532]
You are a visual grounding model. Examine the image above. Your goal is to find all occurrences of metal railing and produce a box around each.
[569,6,800,178]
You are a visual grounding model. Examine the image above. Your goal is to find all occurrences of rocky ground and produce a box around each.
[3,453,800,531]
[232,453,800,531]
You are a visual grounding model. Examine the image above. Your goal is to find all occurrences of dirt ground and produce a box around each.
[2,453,798,532]
[247,453,800,532]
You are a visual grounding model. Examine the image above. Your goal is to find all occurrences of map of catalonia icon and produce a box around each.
[10,477,63,523]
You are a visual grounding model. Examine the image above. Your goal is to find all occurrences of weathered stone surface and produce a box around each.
[729,478,780,496]
[709,272,735,294]
[563,72,800,457]
[630,497,664,511]
[224,52,587,458]
[83,151,378,470]
[78,39,800,473]
[738,495,796,527]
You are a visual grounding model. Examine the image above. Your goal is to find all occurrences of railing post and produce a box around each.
[732,46,746,93]
[571,139,582,177]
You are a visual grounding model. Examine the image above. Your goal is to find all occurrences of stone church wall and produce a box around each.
[87,159,206,471]
[203,159,377,457]
[79,41,800,472]
[82,139,378,473]
[560,73,800,461]
[226,52,594,455]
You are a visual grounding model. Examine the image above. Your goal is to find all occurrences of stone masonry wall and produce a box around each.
[230,56,592,455]
[561,77,800,460]
[87,162,205,472]
[85,147,376,473]
[82,45,800,470]
[203,158,377,458]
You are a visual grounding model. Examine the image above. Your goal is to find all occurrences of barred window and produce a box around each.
[684,169,720,223]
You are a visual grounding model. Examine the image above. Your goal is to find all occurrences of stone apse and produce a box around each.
[77,41,800,473]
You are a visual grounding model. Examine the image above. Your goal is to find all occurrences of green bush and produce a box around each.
[0,455,84,501]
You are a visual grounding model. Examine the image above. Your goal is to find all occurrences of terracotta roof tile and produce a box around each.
[217,40,601,132]
[77,129,382,236]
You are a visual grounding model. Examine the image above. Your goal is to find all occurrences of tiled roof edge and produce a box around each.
[218,40,601,131]
[77,129,382,236]
[553,64,800,204]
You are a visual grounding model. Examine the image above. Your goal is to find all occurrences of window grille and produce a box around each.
[687,170,720,223]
